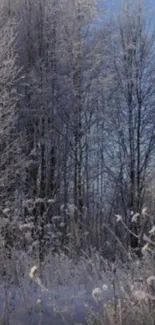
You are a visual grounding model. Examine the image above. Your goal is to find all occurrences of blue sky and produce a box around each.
[96,0,155,31]
[107,0,155,12]
[105,0,155,22]
[148,0,155,8]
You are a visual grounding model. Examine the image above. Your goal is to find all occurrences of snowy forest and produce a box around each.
[1,0,155,324]
[0,0,155,262]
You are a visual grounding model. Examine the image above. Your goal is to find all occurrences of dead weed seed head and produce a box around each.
[147,276,155,286]
[29,265,38,279]
[133,290,148,302]
[116,214,123,223]
[92,287,102,301]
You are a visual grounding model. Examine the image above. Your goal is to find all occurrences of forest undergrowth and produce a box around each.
[0,204,155,324]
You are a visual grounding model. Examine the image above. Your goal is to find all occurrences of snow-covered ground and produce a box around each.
[0,277,120,325]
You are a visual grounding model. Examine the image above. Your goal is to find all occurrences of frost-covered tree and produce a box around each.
[0,4,22,204]
[104,0,155,250]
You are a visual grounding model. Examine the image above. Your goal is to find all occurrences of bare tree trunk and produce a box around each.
[73,2,83,248]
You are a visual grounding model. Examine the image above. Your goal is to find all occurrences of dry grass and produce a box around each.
[0,246,154,324]
[0,205,155,324]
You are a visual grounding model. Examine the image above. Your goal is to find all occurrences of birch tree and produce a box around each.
[107,0,155,250]
[0,4,21,205]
